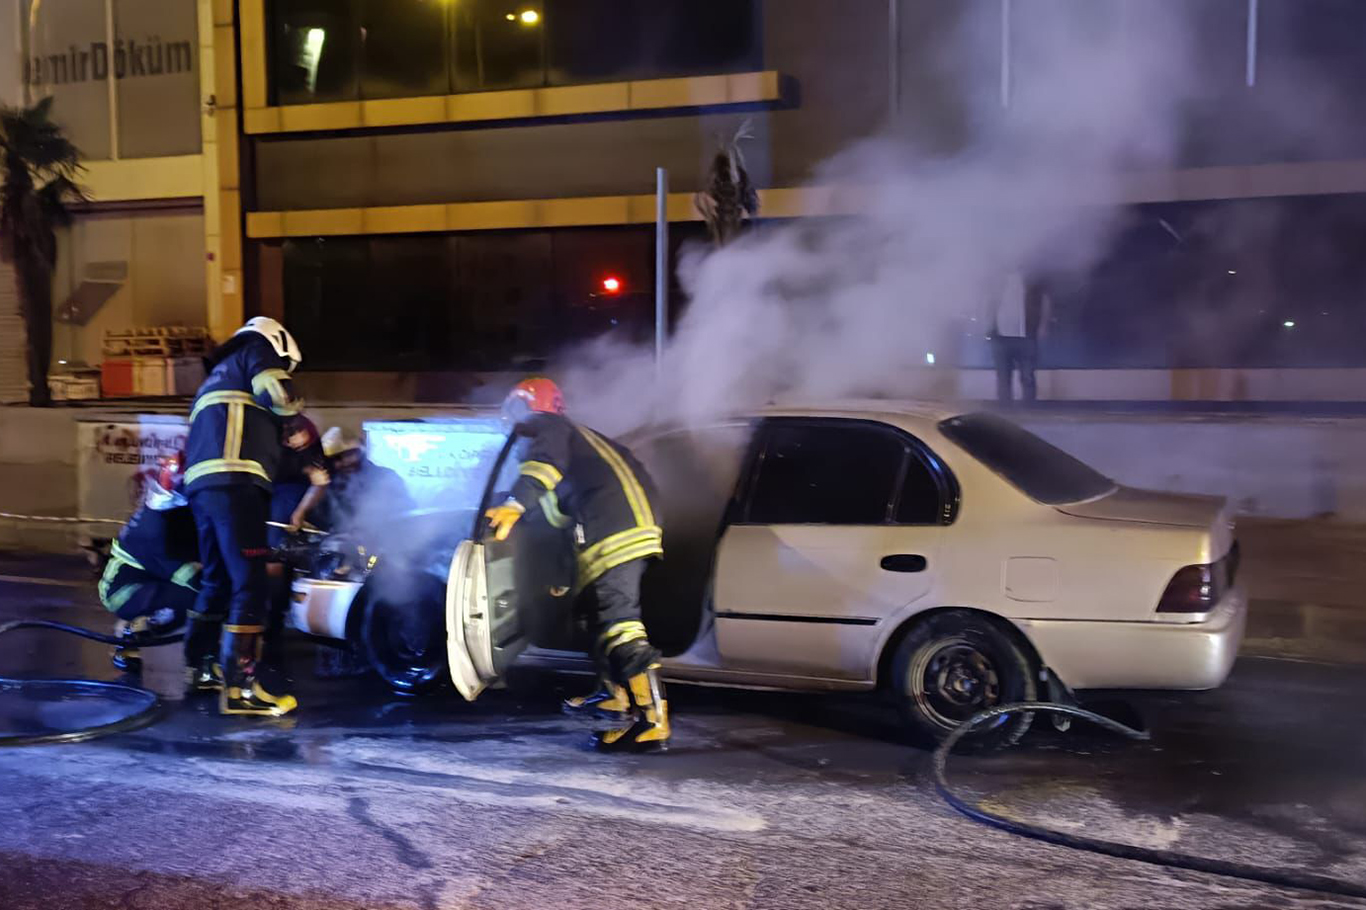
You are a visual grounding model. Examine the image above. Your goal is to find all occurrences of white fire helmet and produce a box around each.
[235,316,302,373]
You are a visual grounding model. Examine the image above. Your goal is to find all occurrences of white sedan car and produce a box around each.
[443,401,1246,748]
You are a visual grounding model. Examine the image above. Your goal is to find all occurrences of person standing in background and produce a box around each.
[986,271,1052,404]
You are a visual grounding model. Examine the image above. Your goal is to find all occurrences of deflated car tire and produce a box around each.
[890,610,1037,751]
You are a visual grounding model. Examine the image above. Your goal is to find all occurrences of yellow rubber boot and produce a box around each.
[218,626,297,717]
[563,678,632,724]
[595,666,670,753]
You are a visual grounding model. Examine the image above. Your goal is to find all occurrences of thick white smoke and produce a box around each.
[559,2,1202,436]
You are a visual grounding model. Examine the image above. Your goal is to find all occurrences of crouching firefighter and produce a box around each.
[184,316,304,717]
[485,377,670,752]
[101,453,201,672]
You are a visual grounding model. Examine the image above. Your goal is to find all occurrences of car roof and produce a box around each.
[754,397,963,424]
[628,399,965,438]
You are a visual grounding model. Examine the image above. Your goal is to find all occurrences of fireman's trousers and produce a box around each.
[190,486,271,629]
[587,559,647,633]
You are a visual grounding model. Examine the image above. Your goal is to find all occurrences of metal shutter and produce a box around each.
[0,264,28,404]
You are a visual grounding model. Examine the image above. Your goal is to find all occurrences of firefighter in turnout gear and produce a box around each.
[485,377,671,752]
[184,316,303,717]
[100,453,202,674]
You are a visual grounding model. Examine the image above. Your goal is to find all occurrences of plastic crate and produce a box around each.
[49,374,101,401]
[100,359,136,397]
[165,356,205,396]
[134,357,168,396]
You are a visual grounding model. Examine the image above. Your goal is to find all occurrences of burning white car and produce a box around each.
[290,403,1246,748]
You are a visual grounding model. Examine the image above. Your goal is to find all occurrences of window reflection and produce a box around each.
[279,226,707,371]
[269,0,760,102]
[271,0,360,104]
[360,0,450,98]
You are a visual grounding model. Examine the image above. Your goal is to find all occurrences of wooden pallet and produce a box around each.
[103,327,210,358]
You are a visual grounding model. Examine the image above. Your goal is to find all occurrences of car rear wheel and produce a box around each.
[890,610,1036,750]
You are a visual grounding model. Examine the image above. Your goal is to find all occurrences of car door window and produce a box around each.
[896,452,947,524]
[747,422,905,525]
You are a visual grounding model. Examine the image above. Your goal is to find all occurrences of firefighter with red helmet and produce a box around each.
[486,377,671,752]
[100,453,202,675]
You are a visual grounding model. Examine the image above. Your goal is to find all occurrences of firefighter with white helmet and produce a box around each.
[183,316,304,716]
[487,376,671,752]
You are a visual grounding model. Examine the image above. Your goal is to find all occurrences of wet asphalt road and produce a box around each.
[1,551,1365,909]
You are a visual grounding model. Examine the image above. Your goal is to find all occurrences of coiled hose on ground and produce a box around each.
[0,619,176,746]
[934,702,1366,900]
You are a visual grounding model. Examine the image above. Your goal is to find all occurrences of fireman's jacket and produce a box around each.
[509,413,663,588]
[99,505,201,613]
[184,334,302,494]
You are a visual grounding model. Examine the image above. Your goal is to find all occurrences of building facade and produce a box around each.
[1,0,240,402]
[5,1,1366,403]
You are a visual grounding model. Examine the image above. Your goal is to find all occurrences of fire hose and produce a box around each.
[0,513,320,746]
[4,508,1366,897]
[935,702,1366,900]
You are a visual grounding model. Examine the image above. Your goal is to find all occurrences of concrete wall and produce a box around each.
[1018,413,1366,520]
[50,208,208,369]
[3,403,1366,543]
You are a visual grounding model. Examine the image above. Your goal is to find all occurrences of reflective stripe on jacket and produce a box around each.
[185,335,302,493]
[100,505,202,612]
[508,413,663,588]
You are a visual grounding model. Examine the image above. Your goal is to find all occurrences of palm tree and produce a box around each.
[0,97,84,407]
[695,121,760,247]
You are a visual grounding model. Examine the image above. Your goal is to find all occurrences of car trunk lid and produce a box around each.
[1056,486,1235,556]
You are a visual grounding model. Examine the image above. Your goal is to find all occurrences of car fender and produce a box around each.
[868,601,1046,686]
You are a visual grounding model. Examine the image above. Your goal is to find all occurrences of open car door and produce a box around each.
[445,428,577,701]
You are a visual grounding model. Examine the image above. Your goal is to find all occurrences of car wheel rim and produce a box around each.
[909,636,1003,731]
[369,602,443,690]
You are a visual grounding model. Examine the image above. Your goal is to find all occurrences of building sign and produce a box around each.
[19,0,202,160]
[23,37,195,87]
[76,416,189,522]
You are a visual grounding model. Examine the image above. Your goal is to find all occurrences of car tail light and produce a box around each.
[1158,542,1239,614]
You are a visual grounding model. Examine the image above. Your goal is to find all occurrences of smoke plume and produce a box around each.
[558,2,1205,435]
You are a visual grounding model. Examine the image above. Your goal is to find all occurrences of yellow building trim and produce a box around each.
[280,102,364,133]
[239,0,267,110]
[212,25,237,109]
[361,97,446,128]
[81,156,204,202]
[245,187,849,238]
[243,107,282,134]
[242,71,785,135]
[219,190,243,271]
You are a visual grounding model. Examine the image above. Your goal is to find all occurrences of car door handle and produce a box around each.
[880,554,927,573]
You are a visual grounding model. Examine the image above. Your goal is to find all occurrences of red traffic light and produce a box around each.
[601,276,622,294]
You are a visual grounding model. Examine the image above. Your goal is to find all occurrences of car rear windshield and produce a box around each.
[938,413,1116,505]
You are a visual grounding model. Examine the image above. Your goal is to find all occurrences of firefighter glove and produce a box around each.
[485,500,526,541]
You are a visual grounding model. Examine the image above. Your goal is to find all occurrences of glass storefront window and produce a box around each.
[453,0,547,92]
[651,0,761,75]
[453,232,554,369]
[552,228,653,347]
[268,0,760,102]
[271,0,361,104]
[545,0,644,83]
[281,226,668,371]
[359,0,451,99]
